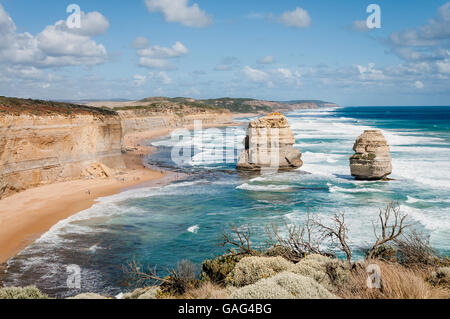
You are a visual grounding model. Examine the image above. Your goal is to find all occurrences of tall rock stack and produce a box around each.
[237,112,303,171]
[350,130,392,180]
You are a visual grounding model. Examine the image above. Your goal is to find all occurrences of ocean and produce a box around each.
[4,106,450,298]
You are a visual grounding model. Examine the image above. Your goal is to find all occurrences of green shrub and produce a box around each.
[201,254,244,285]
[225,256,293,287]
[0,286,49,299]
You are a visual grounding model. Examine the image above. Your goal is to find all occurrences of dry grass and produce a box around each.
[183,282,229,299]
[337,260,448,299]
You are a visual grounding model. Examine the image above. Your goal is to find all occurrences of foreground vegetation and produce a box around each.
[1,203,448,299]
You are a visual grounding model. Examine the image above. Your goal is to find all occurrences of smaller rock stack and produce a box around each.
[350,130,392,180]
[237,112,302,171]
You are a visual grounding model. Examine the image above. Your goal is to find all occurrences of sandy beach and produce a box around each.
[0,121,240,264]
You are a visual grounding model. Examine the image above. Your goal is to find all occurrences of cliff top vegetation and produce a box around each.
[0,96,117,117]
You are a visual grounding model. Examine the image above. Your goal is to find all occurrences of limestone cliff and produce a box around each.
[118,108,232,135]
[0,97,233,199]
[237,112,302,171]
[349,130,392,180]
[0,114,124,198]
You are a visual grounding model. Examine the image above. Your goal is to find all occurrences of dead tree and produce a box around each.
[265,213,325,262]
[316,212,352,262]
[367,202,408,259]
[221,224,260,256]
[123,257,169,287]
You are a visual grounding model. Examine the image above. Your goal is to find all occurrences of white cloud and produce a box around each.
[278,7,311,28]
[37,23,107,59]
[258,55,275,64]
[242,66,269,83]
[145,0,212,27]
[139,57,174,70]
[70,11,110,36]
[415,80,424,89]
[388,3,450,59]
[356,63,386,81]
[137,41,188,58]
[0,5,109,68]
[135,39,188,70]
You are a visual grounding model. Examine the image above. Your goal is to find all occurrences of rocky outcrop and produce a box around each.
[349,130,392,180]
[237,113,302,171]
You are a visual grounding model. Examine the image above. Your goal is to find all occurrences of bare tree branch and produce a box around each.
[367,202,408,259]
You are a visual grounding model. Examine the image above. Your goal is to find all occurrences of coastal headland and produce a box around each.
[0,96,332,263]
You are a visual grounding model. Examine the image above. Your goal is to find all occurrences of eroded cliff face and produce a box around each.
[118,109,233,135]
[0,108,233,199]
[0,114,124,199]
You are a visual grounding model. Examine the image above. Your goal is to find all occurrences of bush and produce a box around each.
[288,255,331,287]
[366,245,397,262]
[225,256,293,287]
[287,254,351,291]
[0,286,49,299]
[230,272,337,299]
[201,254,244,285]
[160,260,200,295]
[395,231,448,268]
[428,267,450,289]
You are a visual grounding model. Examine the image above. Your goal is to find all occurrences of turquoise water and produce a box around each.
[4,106,450,298]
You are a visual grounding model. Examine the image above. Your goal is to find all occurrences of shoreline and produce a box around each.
[0,120,242,264]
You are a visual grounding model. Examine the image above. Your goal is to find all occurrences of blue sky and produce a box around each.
[0,0,449,105]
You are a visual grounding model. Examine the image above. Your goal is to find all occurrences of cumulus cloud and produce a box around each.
[390,2,450,47]
[241,66,302,89]
[145,0,212,27]
[134,38,189,70]
[387,2,450,67]
[0,4,109,68]
[257,55,275,64]
[278,7,311,28]
[137,41,188,58]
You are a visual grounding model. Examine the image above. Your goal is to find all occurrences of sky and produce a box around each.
[0,0,449,106]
